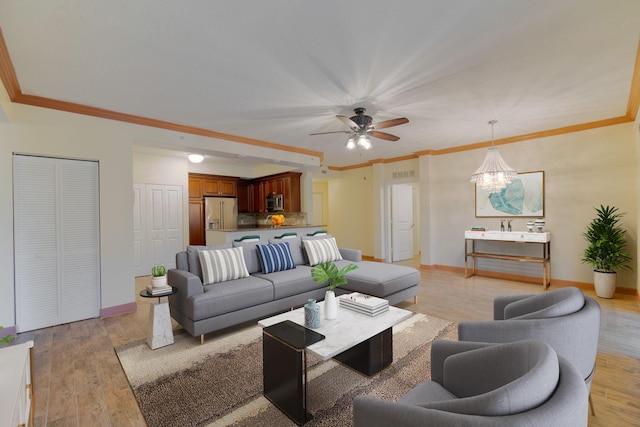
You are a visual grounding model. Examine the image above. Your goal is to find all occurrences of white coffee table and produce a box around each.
[259,302,412,425]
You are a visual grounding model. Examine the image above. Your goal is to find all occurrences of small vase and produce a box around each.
[304,299,321,329]
[324,290,337,320]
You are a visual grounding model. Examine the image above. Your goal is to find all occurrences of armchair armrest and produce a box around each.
[168,269,204,314]
[493,294,534,319]
[339,248,362,262]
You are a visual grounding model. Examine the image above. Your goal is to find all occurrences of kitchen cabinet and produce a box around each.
[189,199,205,245]
[203,177,237,197]
[237,180,250,213]
[188,177,203,199]
[243,172,301,213]
[189,174,238,197]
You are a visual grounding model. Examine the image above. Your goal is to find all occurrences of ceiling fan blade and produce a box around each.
[370,131,400,141]
[337,115,360,131]
[309,130,352,136]
[373,117,409,130]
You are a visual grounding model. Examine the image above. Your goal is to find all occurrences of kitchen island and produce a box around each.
[205,225,326,245]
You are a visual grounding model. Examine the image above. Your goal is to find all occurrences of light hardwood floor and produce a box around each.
[12,263,640,426]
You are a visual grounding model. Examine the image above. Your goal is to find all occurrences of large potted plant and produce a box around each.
[581,205,632,298]
[311,261,358,320]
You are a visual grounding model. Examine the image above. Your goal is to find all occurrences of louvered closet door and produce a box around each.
[14,155,100,332]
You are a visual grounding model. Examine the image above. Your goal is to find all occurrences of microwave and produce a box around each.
[266,193,284,212]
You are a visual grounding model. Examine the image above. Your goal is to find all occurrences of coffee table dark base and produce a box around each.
[333,327,393,376]
[263,332,310,425]
[262,326,393,425]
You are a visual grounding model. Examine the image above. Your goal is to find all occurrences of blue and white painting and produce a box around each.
[475,171,544,217]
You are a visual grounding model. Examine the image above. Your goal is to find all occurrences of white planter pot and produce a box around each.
[593,270,616,299]
[152,275,168,289]
[324,290,337,320]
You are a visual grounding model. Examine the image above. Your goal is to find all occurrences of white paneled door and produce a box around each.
[391,184,414,262]
[133,184,183,276]
[14,155,100,332]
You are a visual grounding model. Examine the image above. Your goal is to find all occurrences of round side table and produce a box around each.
[139,287,178,349]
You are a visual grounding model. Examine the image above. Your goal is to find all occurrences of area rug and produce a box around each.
[115,314,456,427]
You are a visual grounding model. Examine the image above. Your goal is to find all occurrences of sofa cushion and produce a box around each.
[269,236,305,266]
[233,240,262,274]
[254,265,322,299]
[187,242,232,279]
[505,287,585,320]
[256,242,296,274]
[300,234,333,264]
[198,246,250,285]
[189,276,274,320]
[303,237,343,266]
[338,261,419,298]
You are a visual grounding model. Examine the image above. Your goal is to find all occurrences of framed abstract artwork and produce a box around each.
[475,171,544,218]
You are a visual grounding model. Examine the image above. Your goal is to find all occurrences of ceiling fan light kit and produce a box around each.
[311,107,409,151]
[470,120,517,193]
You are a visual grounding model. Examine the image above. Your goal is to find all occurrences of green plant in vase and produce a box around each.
[581,205,632,298]
[311,261,358,320]
[151,265,168,288]
[0,326,14,346]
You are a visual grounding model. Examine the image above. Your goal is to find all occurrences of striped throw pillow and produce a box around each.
[302,237,343,266]
[256,242,296,274]
[198,246,250,285]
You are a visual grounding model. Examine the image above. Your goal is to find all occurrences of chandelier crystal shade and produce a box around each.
[470,120,517,193]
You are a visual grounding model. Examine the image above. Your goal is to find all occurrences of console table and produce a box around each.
[464,231,551,289]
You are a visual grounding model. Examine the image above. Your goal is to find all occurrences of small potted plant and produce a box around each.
[311,261,358,320]
[151,265,167,288]
[581,205,632,298]
[0,326,14,346]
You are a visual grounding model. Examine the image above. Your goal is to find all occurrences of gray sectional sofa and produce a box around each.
[167,235,419,342]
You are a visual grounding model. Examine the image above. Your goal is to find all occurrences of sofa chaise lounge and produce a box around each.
[168,235,420,342]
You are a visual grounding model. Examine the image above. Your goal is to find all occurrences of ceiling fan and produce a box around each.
[310,108,409,149]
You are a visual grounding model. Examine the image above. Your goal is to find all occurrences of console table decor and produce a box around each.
[464,230,551,289]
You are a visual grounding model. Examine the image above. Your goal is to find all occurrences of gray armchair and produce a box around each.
[458,287,600,414]
[353,340,588,427]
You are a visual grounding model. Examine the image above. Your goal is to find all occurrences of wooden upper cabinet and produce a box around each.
[188,177,203,199]
[189,173,238,197]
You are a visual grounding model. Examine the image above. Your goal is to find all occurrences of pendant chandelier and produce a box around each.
[470,120,517,193]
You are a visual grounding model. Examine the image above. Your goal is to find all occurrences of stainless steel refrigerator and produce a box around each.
[204,197,238,230]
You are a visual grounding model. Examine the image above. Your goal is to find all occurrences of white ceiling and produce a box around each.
[1,0,639,168]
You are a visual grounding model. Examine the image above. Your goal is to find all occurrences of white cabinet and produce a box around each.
[0,341,34,427]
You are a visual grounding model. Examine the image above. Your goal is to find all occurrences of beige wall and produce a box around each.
[327,167,375,256]
[312,180,330,229]
[325,122,637,290]
[426,122,637,289]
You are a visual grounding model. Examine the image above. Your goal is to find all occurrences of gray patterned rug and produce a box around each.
[115,314,456,427]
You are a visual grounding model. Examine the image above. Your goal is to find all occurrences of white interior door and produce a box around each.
[391,184,414,262]
[14,155,100,332]
[137,184,183,275]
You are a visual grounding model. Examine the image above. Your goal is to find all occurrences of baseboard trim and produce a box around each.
[428,265,638,296]
[362,255,375,261]
[100,301,137,318]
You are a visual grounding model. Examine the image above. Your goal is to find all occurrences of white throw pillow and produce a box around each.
[302,237,343,266]
[198,246,250,285]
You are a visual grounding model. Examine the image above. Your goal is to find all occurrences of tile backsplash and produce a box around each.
[238,212,308,226]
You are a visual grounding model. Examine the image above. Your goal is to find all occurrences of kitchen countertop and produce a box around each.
[209,224,326,232]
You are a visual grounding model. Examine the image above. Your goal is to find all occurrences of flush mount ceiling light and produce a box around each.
[187,153,204,163]
[470,120,517,193]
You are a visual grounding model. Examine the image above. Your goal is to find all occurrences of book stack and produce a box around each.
[146,285,173,296]
[338,292,389,317]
